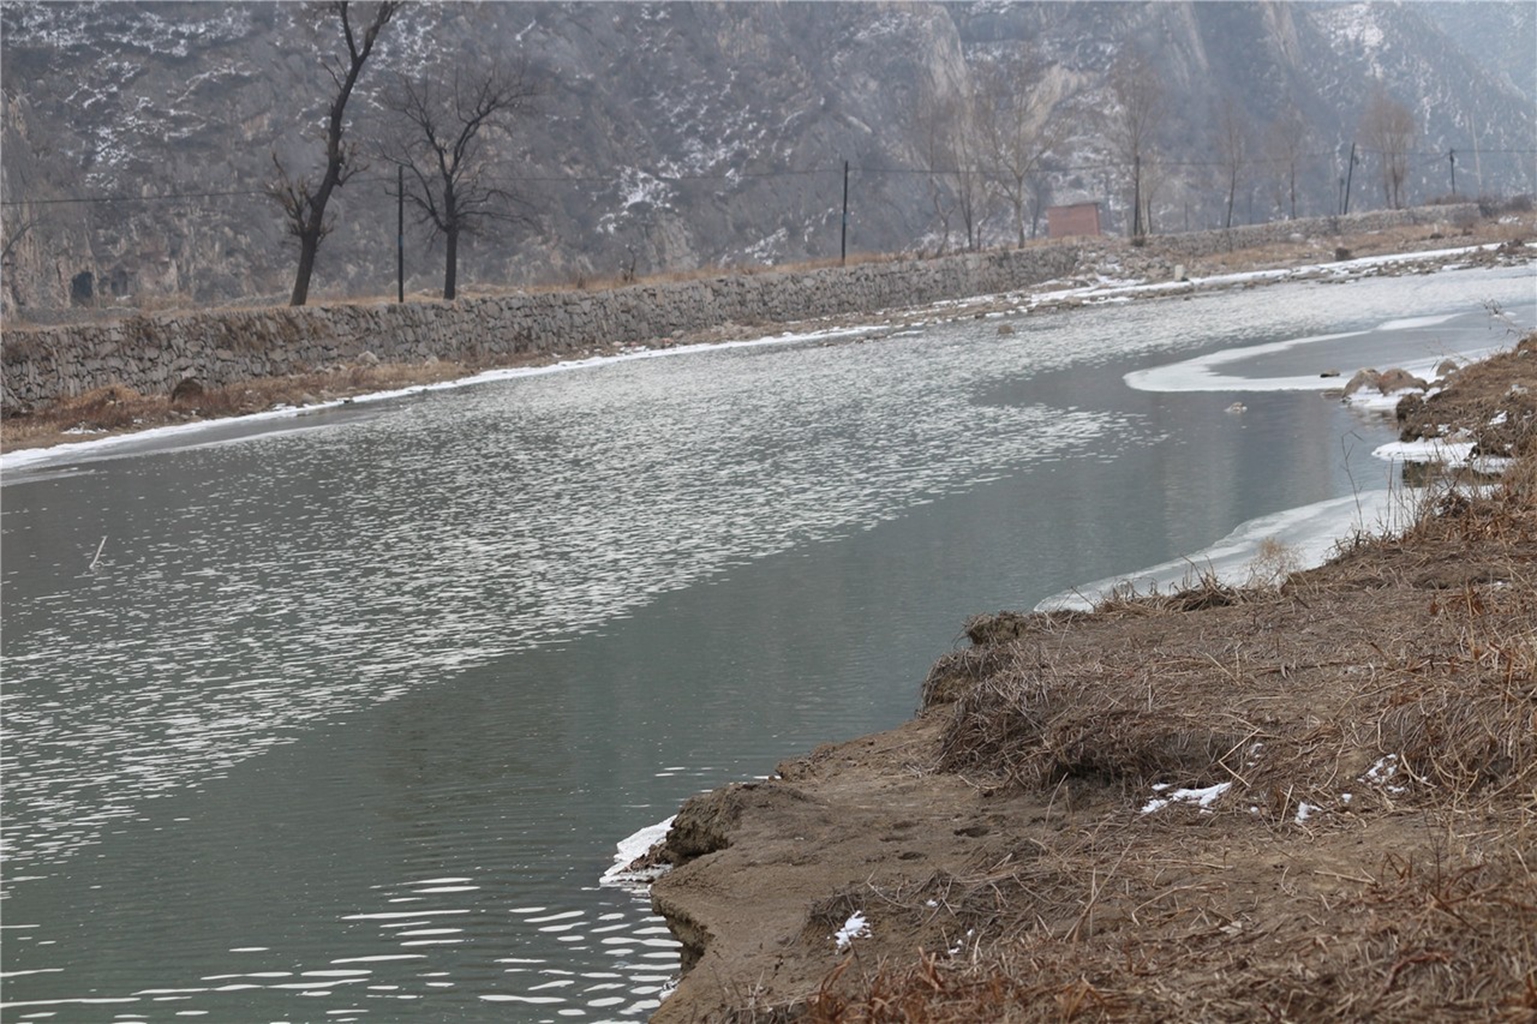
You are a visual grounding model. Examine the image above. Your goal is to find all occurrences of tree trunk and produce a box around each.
[291,229,320,306]
[443,223,459,300]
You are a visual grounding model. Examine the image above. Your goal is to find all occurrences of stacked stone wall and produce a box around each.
[0,246,1082,410]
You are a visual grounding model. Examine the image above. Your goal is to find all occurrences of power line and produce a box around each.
[4,147,1532,209]
[1,187,270,207]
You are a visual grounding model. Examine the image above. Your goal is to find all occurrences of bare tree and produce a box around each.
[382,62,540,299]
[1263,101,1310,219]
[1138,148,1172,235]
[1360,87,1416,210]
[952,113,986,252]
[266,1,400,307]
[1214,95,1249,229]
[1108,50,1163,241]
[917,89,960,254]
[974,56,1067,248]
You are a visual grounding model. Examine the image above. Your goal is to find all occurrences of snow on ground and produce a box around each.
[833,912,870,950]
[1364,754,1408,794]
[1140,781,1231,815]
[1344,385,1439,414]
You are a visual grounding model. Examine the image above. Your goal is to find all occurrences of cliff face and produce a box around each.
[2,2,1532,313]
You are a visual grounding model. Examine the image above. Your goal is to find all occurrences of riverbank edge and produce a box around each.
[642,339,1537,1020]
[3,202,1523,455]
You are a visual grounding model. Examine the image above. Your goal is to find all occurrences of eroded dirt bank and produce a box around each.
[646,338,1537,1022]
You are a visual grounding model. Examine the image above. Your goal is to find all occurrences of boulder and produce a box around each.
[1376,367,1429,394]
[1343,368,1380,396]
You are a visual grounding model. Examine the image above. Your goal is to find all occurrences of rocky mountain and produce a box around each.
[2,1,1532,314]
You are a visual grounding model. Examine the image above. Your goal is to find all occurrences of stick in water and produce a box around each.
[89,535,106,573]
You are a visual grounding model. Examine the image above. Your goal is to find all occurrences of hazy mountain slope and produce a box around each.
[1419,0,1536,103]
[1,1,1532,313]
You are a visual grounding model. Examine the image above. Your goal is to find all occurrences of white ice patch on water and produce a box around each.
[599,817,675,888]
[1345,385,1438,414]
[1037,488,1423,612]
[1125,314,1477,394]
[1372,439,1511,475]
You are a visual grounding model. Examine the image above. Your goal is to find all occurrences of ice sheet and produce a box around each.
[1036,487,1424,612]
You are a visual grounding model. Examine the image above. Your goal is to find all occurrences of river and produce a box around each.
[2,263,1532,1022]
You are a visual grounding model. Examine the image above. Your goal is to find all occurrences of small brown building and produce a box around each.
[1046,202,1103,239]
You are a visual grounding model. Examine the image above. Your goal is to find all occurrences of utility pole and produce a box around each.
[840,160,849,266]
[397,165,404,303]
[1342,142,1357,215]
[1448,149,1457,197]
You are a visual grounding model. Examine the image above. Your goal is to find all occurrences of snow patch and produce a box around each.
[1364,755,1408,794]
[1140,781,1230,815]
[833,912,870,950]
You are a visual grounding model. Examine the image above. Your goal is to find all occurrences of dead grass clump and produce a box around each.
[962,611,1046,646]
[1368,580,1537,801]
[1247,537,1303,588]
[68,384,151,430]
[1089,569,1255,617]
[920,645,1015,708]
[1398,332,1537,459]
[1381,687,1536,799]
[794,844,1536,1023]
[937,670,1244,791]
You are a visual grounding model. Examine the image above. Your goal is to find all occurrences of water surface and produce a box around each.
[3,265,1532,1022]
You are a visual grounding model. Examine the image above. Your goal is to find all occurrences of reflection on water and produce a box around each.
[2,265,1532,1021]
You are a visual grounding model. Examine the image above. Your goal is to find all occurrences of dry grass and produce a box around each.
[794,842,1537,1021]
[1193,212,1535,276]
[774,365,1537,1021]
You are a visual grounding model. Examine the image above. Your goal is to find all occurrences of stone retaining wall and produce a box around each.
[1,247,1082,410]
[0,204,1480,411]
